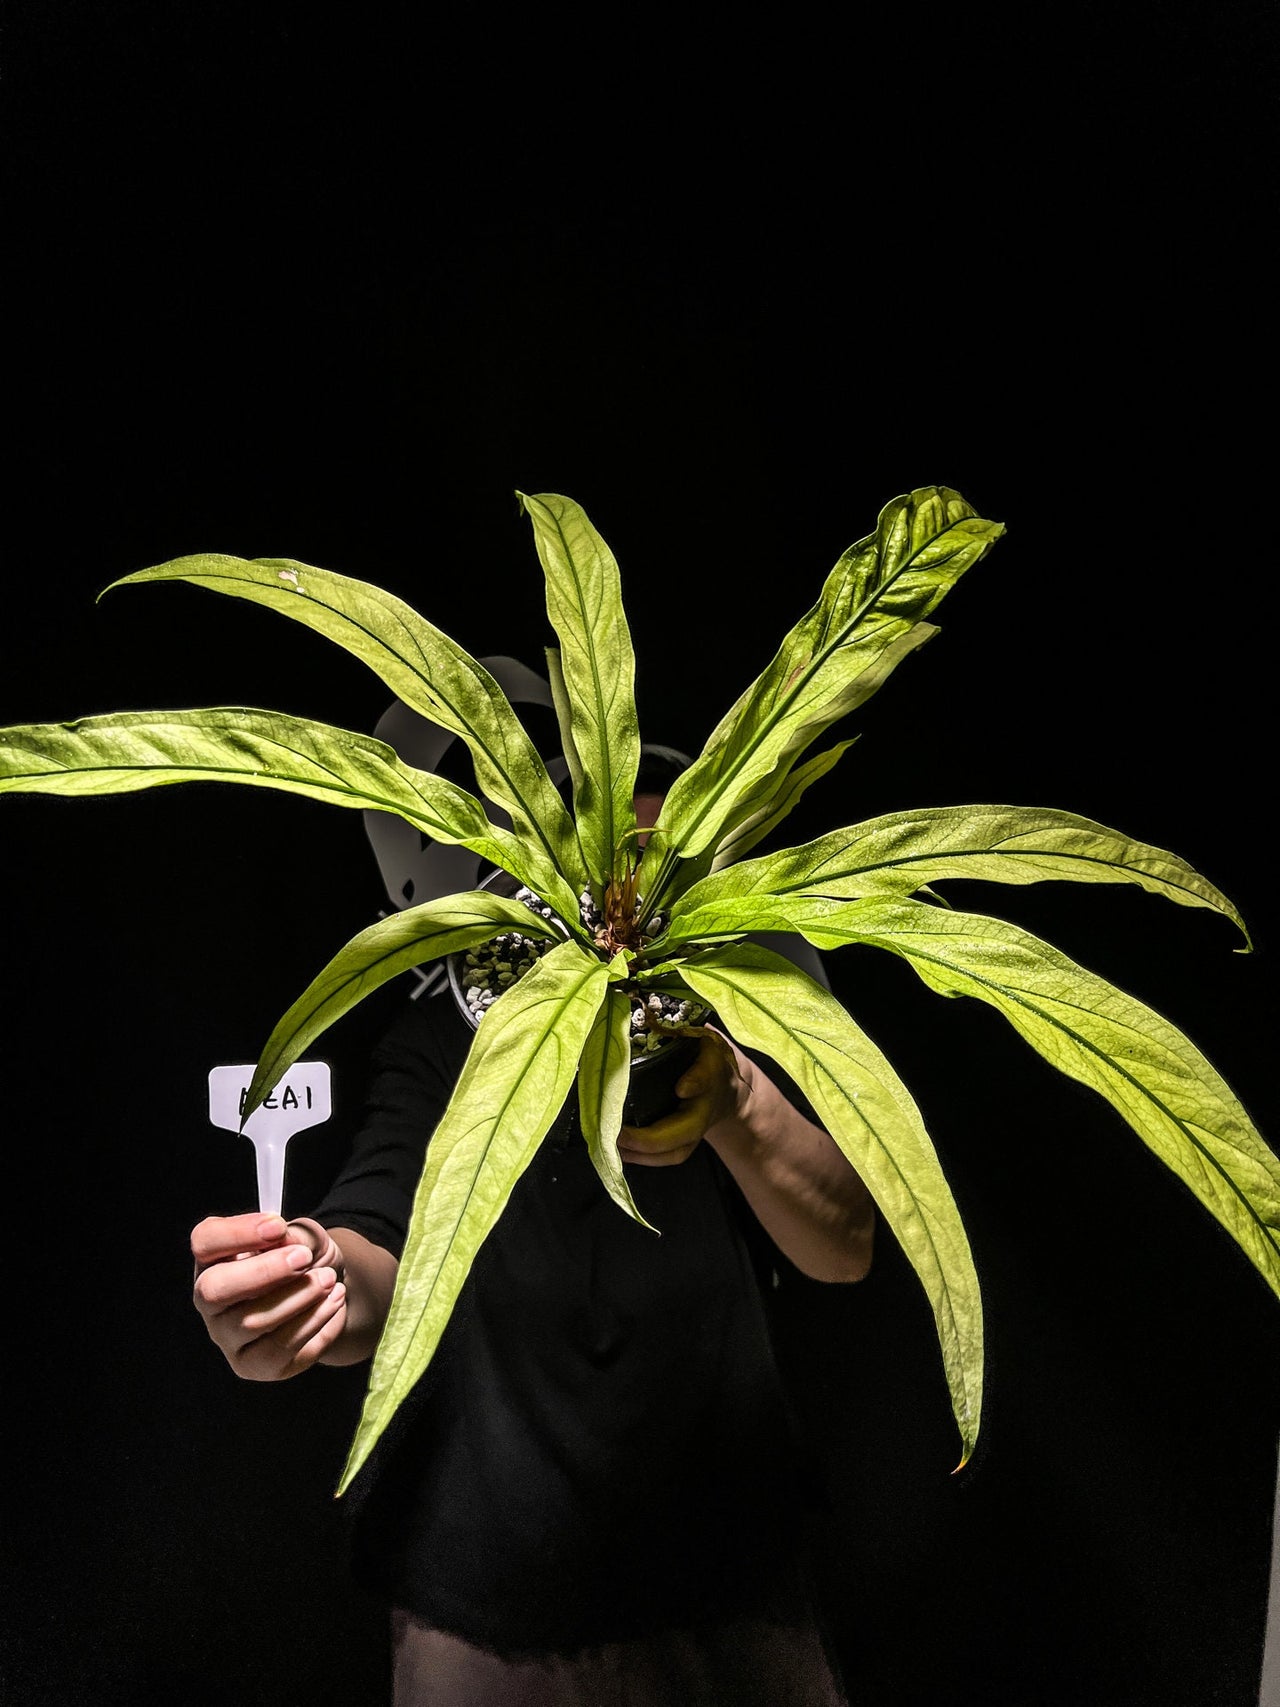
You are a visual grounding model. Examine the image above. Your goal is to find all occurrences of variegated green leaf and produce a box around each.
[576,984,656,1230]
[520,493,641,889]
[680,943,983,1467]
[730,896,1280,1302]
[675,805,1250,943]
[104,552,586,912]
[645,487,1003,873]
[244,891,563,1119]
[337,940,610,1492]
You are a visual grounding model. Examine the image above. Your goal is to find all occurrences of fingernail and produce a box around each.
[315,1267,337,1289]
[285,1246,312,1269]
[257,1215,287,1240]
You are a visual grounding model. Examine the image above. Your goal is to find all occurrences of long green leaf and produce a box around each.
[243,891,563,1119]
[709,739,858,872]
[520,493,641,888]
[672,805,1250,944]
[576,982,656,1230]
[337,940,610,1492]
[0,708,546,882]
[680,943,983,1467]
[104,553,586,911]
[543,645,584,798]
[688,625,933,884]
[727,897,1280,1302]
[646,488,1004,869]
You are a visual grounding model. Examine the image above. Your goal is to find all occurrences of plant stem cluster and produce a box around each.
[454,885,703,1059]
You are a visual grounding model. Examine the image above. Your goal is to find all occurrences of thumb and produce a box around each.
[283,1217,344,1276]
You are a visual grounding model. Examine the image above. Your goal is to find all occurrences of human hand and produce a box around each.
[191,1212,348,1380]
[617,1029,753,1167]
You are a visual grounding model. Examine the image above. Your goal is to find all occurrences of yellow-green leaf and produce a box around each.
[576,985,656,1230]
[680,943,984,1468]
[520,493,641,888]
[646,488,1003,868]
[337,940,609,1493]
[104,552,586,912]
[243,892,562,1120]
[709,740,859,872]
[0,709,552,893]
[675,805,1249,944]
[743,897,1280,1302]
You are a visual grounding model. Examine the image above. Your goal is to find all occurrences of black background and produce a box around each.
[2,6,1277,1704]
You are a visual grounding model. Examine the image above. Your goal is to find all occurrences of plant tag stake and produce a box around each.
[207,1062,332,1217]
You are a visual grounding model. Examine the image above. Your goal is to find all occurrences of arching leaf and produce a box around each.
[104,553,586,905]
[644,487,1004,872]
[672,805,1249,945]
[709,739,859,871]
[680,943,984,1468]
[243,891,564,1120]
[0,706,581,923]
[732,897,1280,1303]
[576,982,656,1230]
[338,940,609,1493]
[521,493,641,889]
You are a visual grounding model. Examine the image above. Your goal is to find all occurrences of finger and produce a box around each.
[191,1212,290,1267]
[618,1140,700,1167]
[234,1284,349,1381]
[194,1241,316,1316]
[619,1116,697,1152]
[618,1107,702,1157]
[236,1268,340,1342]
[206,1271,325,1357]
[625,1091,715,1141]
[216,1272,339,1362]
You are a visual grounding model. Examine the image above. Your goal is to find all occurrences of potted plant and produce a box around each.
[2,485,1276,1498]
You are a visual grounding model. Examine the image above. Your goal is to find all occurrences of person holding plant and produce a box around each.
[192,777,877,1707]
[15,476,1256,1699]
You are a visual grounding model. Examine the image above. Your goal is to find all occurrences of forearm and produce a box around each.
[703,1056,876,1284]
[314,1225,400,1366]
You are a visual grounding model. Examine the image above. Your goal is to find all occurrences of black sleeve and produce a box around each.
[307,992,470,1261]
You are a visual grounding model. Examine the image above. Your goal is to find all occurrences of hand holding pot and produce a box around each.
[617,1029,751,1167]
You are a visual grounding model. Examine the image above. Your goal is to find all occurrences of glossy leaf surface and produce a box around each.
[521,493,641,888]
[0,709,544,883]
[680,943,984,1466]
[709,739,858,871]
[338,940,609,1492]
[576,984,655,1229]
[243,892,563,1120]
[646,488,1004,869]
[673,805,1250,943]
[106,553,585,913]
[728,897,1280,1302]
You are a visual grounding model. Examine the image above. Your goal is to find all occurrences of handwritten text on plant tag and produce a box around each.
[207,1062,332,1217]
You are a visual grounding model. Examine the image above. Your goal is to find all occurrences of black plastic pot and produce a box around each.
[446,869,705,1137]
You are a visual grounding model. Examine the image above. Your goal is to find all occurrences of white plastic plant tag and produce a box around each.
[207,1062,332,1217]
